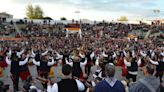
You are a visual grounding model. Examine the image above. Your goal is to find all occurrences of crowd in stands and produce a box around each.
[0,23,16,36]
[0,20,163,92]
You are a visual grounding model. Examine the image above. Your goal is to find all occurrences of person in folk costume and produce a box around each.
[55,50,65,65]
[0,48,8,69]
[88,55,101,81]
[124,50,141,83]
[70,55,90,92]
[19,50,31,82]
[149,52,164,83]
[139,50,149,67]
[31,48,49,74]
[93,56,107,80]
[31,48,49,60]
[65,53,87,79]
[85,49,95,76]
[101,49,108,64]
[5,49,29,91]
[79,50,88,76]
[48,50,56,78]
[156,52,164,83]
[47,64,85,92]
[62,51,69,65]
[101,49,117,65]
[115,51,124,66]
[64,48,72,64]
[115,51,128,77]
[32,54,55,89]
[52,50,65,81]
[79,74,101,92]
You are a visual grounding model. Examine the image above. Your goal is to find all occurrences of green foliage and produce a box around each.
[26,4,34,19]
[26,4,44,19]
[118,16,128,21]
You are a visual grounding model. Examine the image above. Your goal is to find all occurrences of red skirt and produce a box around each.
[19,70,30,80]
[0,61,8,68]
[140,61,145,67]
[80,72,83,79]
[116,59,124,66]
[85,61,93,67]
[122,65,128,77]
[38,70,48,77]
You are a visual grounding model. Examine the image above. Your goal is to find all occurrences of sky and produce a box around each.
[0,0,164,21]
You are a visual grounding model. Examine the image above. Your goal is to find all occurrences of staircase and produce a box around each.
[13,22,22,37]
[144,30,151,39]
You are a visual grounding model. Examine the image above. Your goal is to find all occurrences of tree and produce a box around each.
[34,5,44,19]
[26,4,44,19]
[26,4,34,19]
[118,16,128,21]
[60,17,67,20]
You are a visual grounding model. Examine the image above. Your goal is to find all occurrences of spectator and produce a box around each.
[94,64,125,92]
[129,63,161,92]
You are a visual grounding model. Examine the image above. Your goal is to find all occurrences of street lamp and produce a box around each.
[75,10,80,21]
[75,10,82,39]
[153,9,160,20]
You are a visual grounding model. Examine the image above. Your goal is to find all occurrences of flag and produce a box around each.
[65,24,82,38]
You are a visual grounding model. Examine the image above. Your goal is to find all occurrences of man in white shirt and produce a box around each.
[47,64,85,92]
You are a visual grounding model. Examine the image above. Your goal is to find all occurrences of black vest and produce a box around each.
[37,61,50,72]
[35,53,41,61]
[57,79,78,92]
[19,58,29,72]
[0,55,4,61]
[72,62,82,78]
[10,54,20,75]
[86,52,92,63]
[62,54,69,64]
[156,61,164,72]
[20,64,28,72]
[127,58,138,72]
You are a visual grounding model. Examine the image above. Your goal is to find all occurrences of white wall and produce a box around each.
[6,18,153,25]
[142,20,152,25]
[6,18,96,24]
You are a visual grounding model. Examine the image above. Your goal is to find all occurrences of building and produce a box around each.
[0,12,13,22]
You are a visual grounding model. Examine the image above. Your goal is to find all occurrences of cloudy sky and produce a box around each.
[0,0,164,20]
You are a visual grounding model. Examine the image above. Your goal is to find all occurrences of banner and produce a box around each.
[65,24,82,38]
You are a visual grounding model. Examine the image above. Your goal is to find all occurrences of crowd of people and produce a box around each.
[0,23,16,36]
[0,20,163,92]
